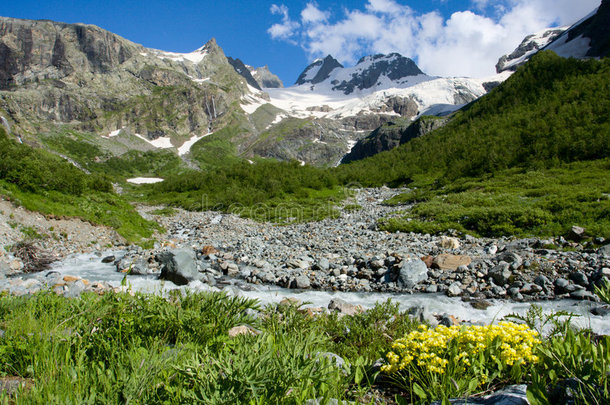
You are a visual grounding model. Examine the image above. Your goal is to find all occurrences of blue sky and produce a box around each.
[0,1,600,84]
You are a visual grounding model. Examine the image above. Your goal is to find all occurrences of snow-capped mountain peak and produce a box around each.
[497,0,609,72]
[293,52,428,95]
[295,55,343,86]
[496,27,568,73]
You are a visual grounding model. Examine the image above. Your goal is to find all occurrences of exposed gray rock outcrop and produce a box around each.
[249,65,283,88]
[295,55,343,85]
[0,17,249,144]
[341,115,449,164]
[332,53,424,95]
[228,56,261,90]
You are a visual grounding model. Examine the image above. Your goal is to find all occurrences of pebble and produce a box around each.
[2,188,609,302]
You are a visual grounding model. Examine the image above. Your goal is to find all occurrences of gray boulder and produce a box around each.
[568,271,588,287]
[397,256,428,288]
[498,252,522,270]
[292,275,311,289]
[157,249,201,286]
[447,282,463,297]
[328,298,362,316]
[489,262,512,285]
[598,244,610,256]
[431,384,528,405]
[316,352,347,373]
[407,306,438,327]
[101,255,115,263]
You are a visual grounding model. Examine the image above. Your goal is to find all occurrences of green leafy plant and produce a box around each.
[527,329,610,405]
[594,279,610,305]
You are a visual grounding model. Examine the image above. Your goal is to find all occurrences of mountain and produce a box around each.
[337,51,610,187]
[227,57,261,90]
[239,50,505,166]
[496,28,567,73]
[248,65,283,88]
[546,0,610,58]
[295,53,425,95]
[497,0,609,73]
[340,116,449,164]
[0,14,549,170]
[342,1,609,166]
[295,55,343,86]
[0,16,252,154]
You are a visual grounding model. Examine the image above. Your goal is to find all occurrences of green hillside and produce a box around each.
[0,127,158,242]
[337,51,609,185]
[1,52,608,239]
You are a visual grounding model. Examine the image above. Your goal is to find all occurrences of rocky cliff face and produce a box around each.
[341,116,449,164]
[0,17,250,145]
[227,57,261,90]
[496,28,566,73]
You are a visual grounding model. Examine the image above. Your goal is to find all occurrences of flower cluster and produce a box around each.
[381,322,540,375]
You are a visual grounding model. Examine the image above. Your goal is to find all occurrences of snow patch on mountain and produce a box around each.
[546,34,592,58]
[103,127,124,138]
[153,47,208,64]
[178,131,213,156]
[240,85,270,114]
[126,177,164,184]
[133,134,174,149]
[264,71,511,121]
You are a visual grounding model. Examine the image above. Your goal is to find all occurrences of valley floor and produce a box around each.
[2,188,609,305]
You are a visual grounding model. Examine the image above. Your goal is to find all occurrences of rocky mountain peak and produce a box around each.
[295,55,343,85]
[200,37,220,53]
[496,28,567,73]
[497,0,609,73]
[249,65,284,88]
[331,53,424,94]
[227,56,262,90]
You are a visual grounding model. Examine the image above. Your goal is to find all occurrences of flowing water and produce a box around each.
[49,251,610,335]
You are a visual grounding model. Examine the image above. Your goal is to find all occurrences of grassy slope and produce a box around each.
[336,52,610,237]
[0,290,607,404]
[145,159,342,223]
[381,159,610,238]
[337,52,609,185]
[0,128,158,243]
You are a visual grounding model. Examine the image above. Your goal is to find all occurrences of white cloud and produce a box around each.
[301,3,329,24]
[268,4,300,42]
[267,0,601,78]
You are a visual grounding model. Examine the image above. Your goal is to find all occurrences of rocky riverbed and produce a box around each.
[1,188,610,308]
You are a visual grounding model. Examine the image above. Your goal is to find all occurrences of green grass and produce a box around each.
[380,159,610,238]
[148,207,176,216]
[0,291,418,404]
[0,126,159,243]
[145,160,342,223]
[1,291,607,404]
[98,149,184,178]
[337,52,610,186]
[0,181,158,243]
[18,226,45,240]
[189,125,242,168]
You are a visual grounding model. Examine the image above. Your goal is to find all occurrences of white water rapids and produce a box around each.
[49,251,610,335]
